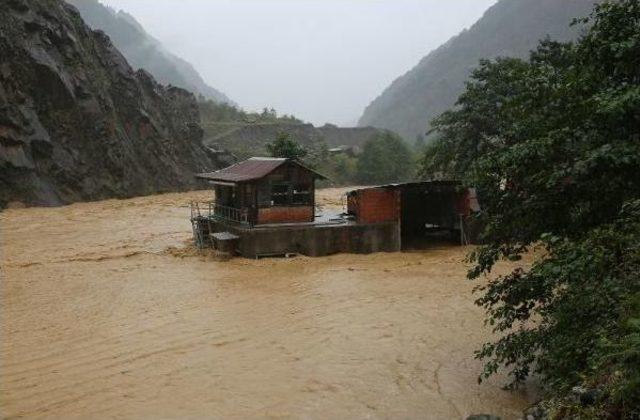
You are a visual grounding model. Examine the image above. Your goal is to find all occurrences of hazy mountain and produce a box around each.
[0,0,219,206]
[358,0,599,142]
[66,0,233,104]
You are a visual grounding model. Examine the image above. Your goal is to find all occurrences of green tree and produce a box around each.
[425,0,640,415]
[265,132,308,160]
[420,56,531,179]
[356,132,414,184]
[332,154,357,184]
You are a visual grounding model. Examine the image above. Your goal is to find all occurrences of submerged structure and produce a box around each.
[194,157,324,225]
[191,158,480,258]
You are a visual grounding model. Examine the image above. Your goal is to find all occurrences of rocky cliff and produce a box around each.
[359,0,598,142]
[0,0,216,207]
[65,0,233,104]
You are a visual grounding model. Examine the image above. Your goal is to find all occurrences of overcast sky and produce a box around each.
[101,0,497,126]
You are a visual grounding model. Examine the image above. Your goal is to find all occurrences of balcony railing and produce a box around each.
[190,201,250,225]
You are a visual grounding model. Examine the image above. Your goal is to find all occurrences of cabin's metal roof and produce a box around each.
[376,180,461,189]
[346,180,462,195]
[196,157,326,184]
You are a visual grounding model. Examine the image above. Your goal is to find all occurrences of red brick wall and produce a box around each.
[257,206,314,224]
[349,188,400,224]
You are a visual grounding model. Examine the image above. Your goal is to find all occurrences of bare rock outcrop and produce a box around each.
[0,0,216,207]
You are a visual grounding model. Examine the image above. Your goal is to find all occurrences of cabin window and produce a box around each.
[292,184,311,205]
[271,183,290,205]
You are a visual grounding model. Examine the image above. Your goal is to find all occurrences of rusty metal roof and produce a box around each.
[196,157,326,184]
[346,181,462,196]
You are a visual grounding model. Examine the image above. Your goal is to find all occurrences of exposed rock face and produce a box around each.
[65,0,233,105]
[0,0,216,207]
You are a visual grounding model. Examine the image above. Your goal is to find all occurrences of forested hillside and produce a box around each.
[66,0,232,104]
[359,0,599,142]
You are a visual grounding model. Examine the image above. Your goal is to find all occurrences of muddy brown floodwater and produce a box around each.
[1,188,534,419]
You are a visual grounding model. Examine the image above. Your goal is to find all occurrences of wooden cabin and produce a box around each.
[196,157,326,226]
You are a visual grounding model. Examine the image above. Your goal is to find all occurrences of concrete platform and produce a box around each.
[197,213,400,258]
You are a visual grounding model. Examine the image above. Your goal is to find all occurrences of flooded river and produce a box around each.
[1,189,533,419]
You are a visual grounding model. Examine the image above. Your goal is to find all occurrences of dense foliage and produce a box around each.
[315,152,358,186]
[262,131,415,186]
[423,0,640,417]
[265,133,308,160]
[356,132,415,185]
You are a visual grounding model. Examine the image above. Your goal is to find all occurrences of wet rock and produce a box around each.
[0,0,221,207]
[571,385,600,406]
[0,144,34,169]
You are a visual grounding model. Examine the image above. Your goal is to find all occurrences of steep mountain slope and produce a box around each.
[359,0,599,142]
[0,0,218,207]
[66,0,232,104]
[197,99,390,161]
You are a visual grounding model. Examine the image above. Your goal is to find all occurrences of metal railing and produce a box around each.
[190,201,250,225]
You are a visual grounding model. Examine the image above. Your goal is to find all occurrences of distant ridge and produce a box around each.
[66,0,233,104]
[358,0,599,142]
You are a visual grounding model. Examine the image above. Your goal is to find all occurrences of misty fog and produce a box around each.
[100,0,497,126]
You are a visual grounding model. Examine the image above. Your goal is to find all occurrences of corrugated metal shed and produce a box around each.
[196,157,326,184]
